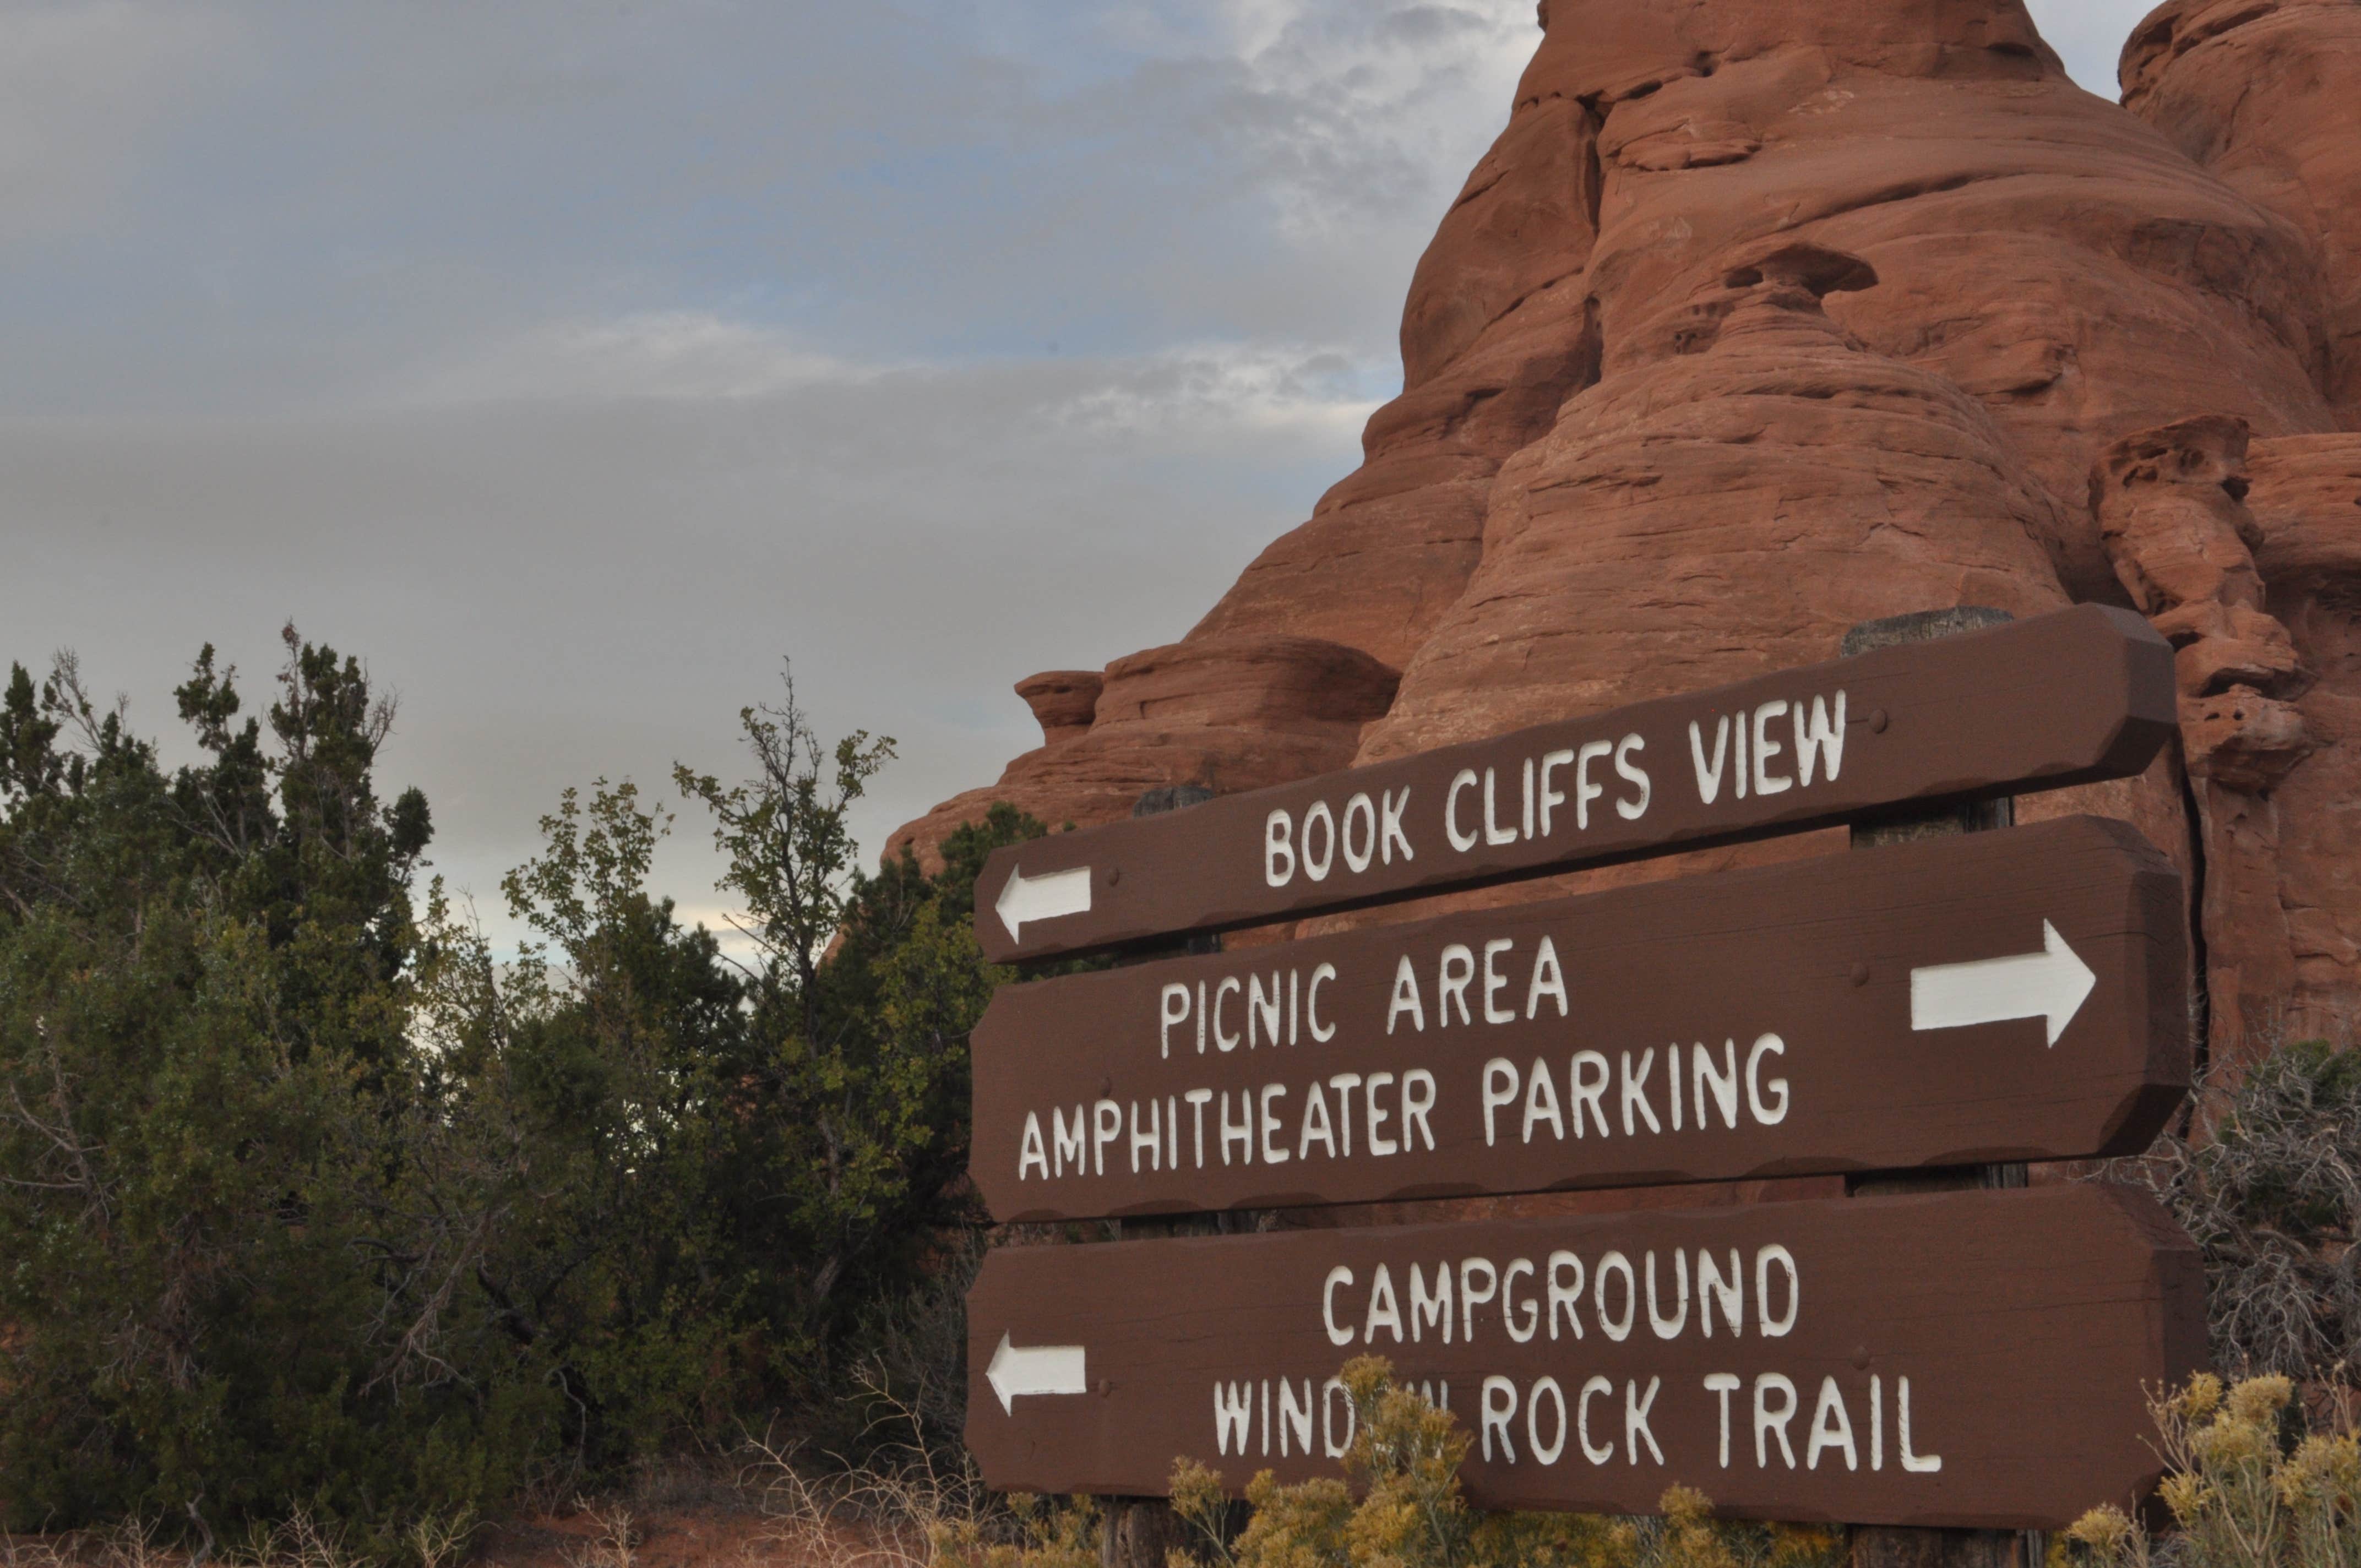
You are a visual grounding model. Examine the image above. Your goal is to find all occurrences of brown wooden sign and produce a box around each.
[964,1184,2202,1527]
[971,815,2186,1222]
[975,605,2174,963]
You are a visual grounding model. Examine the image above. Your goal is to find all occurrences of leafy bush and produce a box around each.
[0,638,1037,1544]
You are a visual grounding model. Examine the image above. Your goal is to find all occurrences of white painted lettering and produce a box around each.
[1547,1251,1585,1341]
[1264,810,1295,888]
[1527,935,1568,1018]
[1461,1257,1499,1342]
[1698,1249,1742,1338]
[1529,1376,1567,1465]
[1483,768,1518,847]
[1367,1072,1398,1156]
[1627,1378,1664,1466]
[1747,1033,1789,1124]
[1901,1378,1942,1473]
[1503,1258,1538,1344]
[1259,1084,1290,1164]
[1482,1376,1517,1463]
[1280,1377,1313,1458]
[1481,1058,1518,1147]
[1381,788,1413,864]
[1362,1264,1406,1344]
[1689,716,1731,806]
[1446,770,1481,853]
[1646,1250,1690,1340]
[1019,1112,1049,1180]
[1411,1263,1453,1344]
[1308,962,1336,1042]
[1595,1251,1636,1342]
[1755,1374,1799,1469]
[1185,1088,1212,1168]
[1570,1051,1611,1138]
[1323,1266,1354,1347]
[1579,1377,1615,1465]
[1576,739,1612,829]
[1482,938,1515,1023]
[1342,793,1377,874]
[1695,1039,1739,1129]
[1299,1081,1336,1160]
[1539,748,1574,836]
[1324,1378,1354,1457]
[1522,1058,1564,1144]
[1219,1090,1253,1166]
[1386,956,1425,1035]
[1214,977,1242,1052]
[1615,733,1651,820]
[1756,1245,1799,1337]
[1092,1099,1121,1176]
[1303,800,1336,883]
[1216,1381,1253,1456]
[1402,1070,1438,1151]
[1160,983,1189,1059]
[1328,1075,1362,1156]
[1621,1048,1662,1136]
[1129,1098,1160,1173]
[1808,1377,1858,1471]
[1705,1374,1741,1469]
[1438,945,1475,1027]
[1794,691,1846,786]
[1249,972,1280,1049]
[1753,699,1792,794]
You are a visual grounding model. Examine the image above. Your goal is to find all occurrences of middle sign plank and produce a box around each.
[971,814,2186,1222]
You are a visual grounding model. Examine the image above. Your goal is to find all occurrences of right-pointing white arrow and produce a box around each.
[995,864,1094,943]
[1910,920,2098,1047]
[986,1332,1089,1414]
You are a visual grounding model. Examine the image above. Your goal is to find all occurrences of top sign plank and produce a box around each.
[976,605,2175,963]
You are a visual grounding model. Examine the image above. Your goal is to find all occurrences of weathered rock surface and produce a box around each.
[893,0,2361,1066]
[2123,0,2361,427]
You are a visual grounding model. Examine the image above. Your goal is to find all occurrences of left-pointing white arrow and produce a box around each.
[1910,920,2098,1047]
[986,1332,1088,1414]
[995,864,1093,943]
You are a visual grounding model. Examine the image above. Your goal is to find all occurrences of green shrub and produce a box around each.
[0,640,1035,1545]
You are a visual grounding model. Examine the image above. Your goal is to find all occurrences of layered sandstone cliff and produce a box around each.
[892,0,2361,1064]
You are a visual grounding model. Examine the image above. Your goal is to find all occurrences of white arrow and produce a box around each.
[995,863,1093,943]
[986,1332,1088,1414]
[1910,920,2098,1047]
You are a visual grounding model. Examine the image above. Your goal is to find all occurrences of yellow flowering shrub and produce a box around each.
[2063,1374,2361,1568]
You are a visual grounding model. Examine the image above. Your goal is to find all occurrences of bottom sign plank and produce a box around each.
[965,1186,2202,1528]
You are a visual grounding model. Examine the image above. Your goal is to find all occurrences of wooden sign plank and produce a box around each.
[975,605,2174,963]
[964,1184,2203,1527]
[971,815,2187,1222]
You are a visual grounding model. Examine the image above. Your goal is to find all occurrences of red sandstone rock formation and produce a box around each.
[891,0,2361,1064]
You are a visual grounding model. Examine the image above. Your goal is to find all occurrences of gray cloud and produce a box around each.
[0,0,2160,947]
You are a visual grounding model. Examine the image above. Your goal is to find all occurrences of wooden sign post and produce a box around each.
[961,603,2200,1548]
[965,1185,2202,1527]
[971,815,2186,1223]
[975,606,2174,965]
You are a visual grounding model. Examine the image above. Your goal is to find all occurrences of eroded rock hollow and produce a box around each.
[893,0,2361,1067]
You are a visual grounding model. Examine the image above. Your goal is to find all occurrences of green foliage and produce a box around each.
[0,640,1037,1544]
[2064,1373,2361,1568]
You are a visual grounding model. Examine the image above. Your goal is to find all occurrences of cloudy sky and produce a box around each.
[0,0,2161,944]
